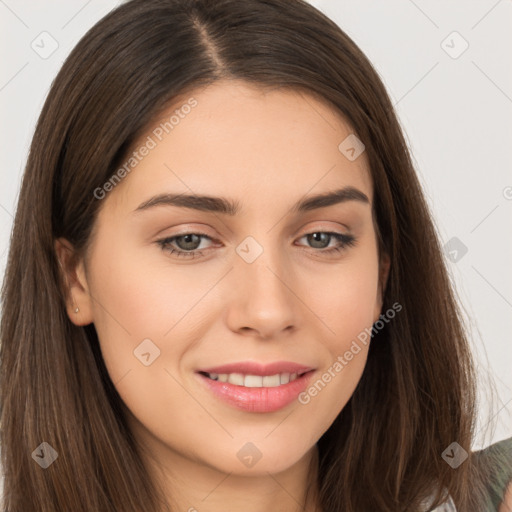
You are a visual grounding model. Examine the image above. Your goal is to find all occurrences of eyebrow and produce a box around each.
[132,186,370,216]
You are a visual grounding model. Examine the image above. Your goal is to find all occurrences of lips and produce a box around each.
[195,361,315,413]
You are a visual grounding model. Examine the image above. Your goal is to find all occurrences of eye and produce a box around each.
[156,231,357,259]
[296,231,357,256]
[156,233,214,259]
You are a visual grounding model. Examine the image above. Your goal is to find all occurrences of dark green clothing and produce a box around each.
[474,436,512,510]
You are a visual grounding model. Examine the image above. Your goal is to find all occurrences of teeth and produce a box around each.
[227,373,244,386]
[244,375,263,387]
[206,371,301,387]
[262,374,280,387]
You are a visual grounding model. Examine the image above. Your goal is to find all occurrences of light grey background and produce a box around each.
[0,0,511,454]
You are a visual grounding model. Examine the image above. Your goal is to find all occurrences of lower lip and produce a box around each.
[197,371,315,413]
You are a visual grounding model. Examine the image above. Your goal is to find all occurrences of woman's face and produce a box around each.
[60,79,389,477]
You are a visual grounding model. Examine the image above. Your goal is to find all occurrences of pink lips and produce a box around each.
[196,360,315,413]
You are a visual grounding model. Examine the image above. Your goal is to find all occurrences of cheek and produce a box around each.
[88,236,234,424]
[308,255,380,340]
[297,291,374,435]
[295,256,378,420]
[86,242,201,445]
[299,353,368,432]
[89,236,206,344]
[86,238,186,383]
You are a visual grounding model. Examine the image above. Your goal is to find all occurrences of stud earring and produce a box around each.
[74,306,80,313]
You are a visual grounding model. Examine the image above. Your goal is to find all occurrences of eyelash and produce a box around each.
[156,231,357,259]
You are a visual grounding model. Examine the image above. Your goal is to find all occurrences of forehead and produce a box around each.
[101,79,373,217]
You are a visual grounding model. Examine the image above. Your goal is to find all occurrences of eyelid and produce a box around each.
[298,222,352,236]
[153,216,353,237]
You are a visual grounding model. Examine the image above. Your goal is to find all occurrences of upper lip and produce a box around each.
[197,361,315,376]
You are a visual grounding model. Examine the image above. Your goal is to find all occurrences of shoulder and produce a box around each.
[473,436,512,510]
[423,437,512,512]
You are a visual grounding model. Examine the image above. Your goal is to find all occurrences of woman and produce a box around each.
[0,0,510,510]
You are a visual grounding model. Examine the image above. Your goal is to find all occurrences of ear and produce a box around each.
[373,251,391,323]
[54,238,94,326]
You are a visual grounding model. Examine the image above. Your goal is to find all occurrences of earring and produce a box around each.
[74,306,80,313]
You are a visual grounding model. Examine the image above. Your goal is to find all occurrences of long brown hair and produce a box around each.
[0,0,494,510]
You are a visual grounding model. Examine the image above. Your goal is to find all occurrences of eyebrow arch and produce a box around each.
[132,186,370,216]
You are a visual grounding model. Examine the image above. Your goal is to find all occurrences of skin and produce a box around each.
[56,79,390,512]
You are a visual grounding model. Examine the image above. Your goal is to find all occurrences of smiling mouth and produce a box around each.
[196,367,315,413]
[198,370,311,388]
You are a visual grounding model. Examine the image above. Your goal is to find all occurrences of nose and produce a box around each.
[224,241,301,340]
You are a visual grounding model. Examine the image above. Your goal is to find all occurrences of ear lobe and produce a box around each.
[54,237,94,326]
